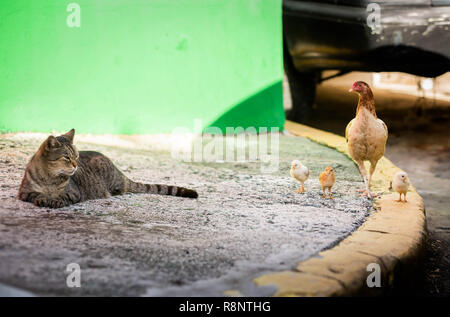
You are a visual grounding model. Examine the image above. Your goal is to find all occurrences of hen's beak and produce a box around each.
[349,88,354,92]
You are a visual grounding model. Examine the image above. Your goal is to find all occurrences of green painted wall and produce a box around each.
[0,0,283,134]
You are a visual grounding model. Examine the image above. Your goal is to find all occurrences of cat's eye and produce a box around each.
[63,156,70,161]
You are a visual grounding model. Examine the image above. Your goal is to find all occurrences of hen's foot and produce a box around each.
[359,190,377,199]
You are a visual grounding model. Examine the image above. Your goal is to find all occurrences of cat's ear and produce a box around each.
[63,129,75,143]
[45,135,61,151]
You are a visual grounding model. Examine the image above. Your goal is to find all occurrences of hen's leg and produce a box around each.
[356,161,372,199]
[368,160,379,197]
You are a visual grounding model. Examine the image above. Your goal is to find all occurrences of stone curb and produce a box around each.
[252,121,427,296]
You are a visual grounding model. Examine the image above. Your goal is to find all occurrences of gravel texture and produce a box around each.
[0,132,371,296]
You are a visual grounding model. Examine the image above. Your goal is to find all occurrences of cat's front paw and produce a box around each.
[49,199,65,208]
[34,197,65,209]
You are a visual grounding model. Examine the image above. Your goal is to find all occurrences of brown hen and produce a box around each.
[346,81,388,198]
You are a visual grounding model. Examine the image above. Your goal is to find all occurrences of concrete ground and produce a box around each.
[387,128,450,296]
[0,133,371,296]
[297,71,450,296]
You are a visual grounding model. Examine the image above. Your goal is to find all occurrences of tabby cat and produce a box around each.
[18,129,198,208]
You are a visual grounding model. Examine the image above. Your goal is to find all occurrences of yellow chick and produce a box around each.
[392,171,410,202]
[290,160,310,193]
[319,166,336,199]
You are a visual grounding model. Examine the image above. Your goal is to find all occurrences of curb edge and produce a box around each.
[252,120,427,296]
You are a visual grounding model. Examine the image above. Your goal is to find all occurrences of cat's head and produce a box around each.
[40,129,79,176]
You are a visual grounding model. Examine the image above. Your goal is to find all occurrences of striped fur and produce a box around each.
[18,129,198,208]
[126,181,197,198]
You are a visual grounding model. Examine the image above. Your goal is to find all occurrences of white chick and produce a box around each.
[392,171,410,202]
[290,160,310,193]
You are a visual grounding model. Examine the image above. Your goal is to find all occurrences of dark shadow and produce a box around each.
[205,81,285,134]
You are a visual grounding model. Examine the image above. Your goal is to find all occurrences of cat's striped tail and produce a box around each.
[125,180,198,198]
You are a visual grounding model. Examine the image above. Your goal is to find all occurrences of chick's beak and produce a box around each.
[349,87,354,92]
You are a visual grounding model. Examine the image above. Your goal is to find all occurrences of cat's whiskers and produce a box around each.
[76,164,85,174]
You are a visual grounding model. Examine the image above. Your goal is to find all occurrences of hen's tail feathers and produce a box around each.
[126,180,198,198]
